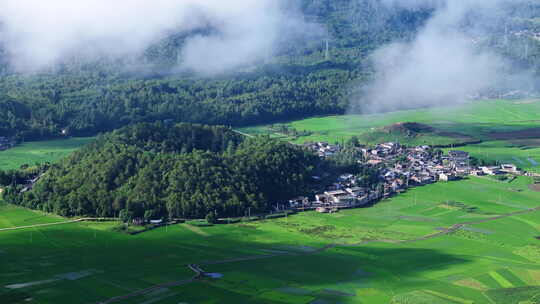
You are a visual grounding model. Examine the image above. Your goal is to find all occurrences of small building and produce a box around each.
[333,195,357,206]
[438,173,458,182]
[324,190,348,203]
[500,164,519,174]
[345,187,367,197]
[315,194,330,203]
[480,166,501,176]
[439,173,449,182]
[316,207,329,213]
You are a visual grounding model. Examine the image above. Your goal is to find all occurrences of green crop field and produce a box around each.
[443,141,540,174]
[0,99,539,303]
[1,176,539,304]
[0,137,95,170]
[239,99,540,146]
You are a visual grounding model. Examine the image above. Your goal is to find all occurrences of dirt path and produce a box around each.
[96,205,540,304]
[231,129,254,138]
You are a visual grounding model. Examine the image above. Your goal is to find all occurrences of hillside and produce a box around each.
[0,1,538,140]
[3,123,320,219]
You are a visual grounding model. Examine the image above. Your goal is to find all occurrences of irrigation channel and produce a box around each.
[94,205,540,304]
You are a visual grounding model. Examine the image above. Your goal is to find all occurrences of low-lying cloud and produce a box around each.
[0,0,316,75]
[355,0,538,113]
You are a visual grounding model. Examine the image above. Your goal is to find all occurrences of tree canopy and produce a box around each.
[3,123,320,219]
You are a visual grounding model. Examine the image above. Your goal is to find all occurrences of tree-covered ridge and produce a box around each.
[3,123,320,219]
[0,0,436,139]
[0,0,539,140]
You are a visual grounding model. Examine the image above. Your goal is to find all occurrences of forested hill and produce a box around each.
[1,0,539,140]
[3,123,320,219]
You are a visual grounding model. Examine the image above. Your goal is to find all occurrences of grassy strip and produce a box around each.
[422,290,474,304]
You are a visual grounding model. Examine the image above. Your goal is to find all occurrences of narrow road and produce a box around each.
[96,205,540,304]
[231,129,254,138]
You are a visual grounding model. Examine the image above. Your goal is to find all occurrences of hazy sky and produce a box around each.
[0,0,314,74]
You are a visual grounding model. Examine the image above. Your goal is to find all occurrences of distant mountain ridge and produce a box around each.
[0,0,538,140]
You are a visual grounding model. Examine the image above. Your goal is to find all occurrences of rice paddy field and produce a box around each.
[1,99,540,303]
[241,99,540,173]
[0,137,95,170]
[239,98,540,146]
[1,176,539,304]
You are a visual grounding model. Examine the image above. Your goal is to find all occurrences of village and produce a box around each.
[288,141,524,213]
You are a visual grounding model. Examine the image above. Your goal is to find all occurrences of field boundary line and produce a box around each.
[95,205,540,304]
[0,218,117,232]
[231,129,254,138]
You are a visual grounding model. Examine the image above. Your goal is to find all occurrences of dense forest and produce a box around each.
[0,0,539,140]
[2,123,325,219]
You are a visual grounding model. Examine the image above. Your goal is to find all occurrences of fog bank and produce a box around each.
[355,0,537,113]
[0,0,315,74]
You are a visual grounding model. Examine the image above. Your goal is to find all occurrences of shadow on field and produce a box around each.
[430,121,540,142]
[0,221,473,304]
[205,245,472,289]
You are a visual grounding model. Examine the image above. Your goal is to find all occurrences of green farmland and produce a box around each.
[0,137,95,170]
[241,99,540,173]
[1,99,539,303]
[1,176,539,304]
[442,141,540,174]
[240,99,540,146]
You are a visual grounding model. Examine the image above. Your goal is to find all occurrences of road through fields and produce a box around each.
[96,205,540,304]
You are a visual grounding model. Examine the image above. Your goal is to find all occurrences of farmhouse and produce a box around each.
[345,186,367,197]
[480,166,502,176]
[324,190,349,203]
[500,164,520,174]
[438,173,458,182]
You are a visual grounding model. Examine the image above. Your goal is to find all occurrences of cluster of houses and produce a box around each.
[0,137,14,151]
[305,141,340,158]
[290,141,523,213]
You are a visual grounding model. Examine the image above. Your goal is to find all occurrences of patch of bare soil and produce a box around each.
[382,122,434,134]
[381,122,477,142]
[510,139,540,147]
[528,184,540,192]
[489,128,540,146]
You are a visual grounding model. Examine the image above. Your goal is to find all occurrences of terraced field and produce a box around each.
[1,176,539,303]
